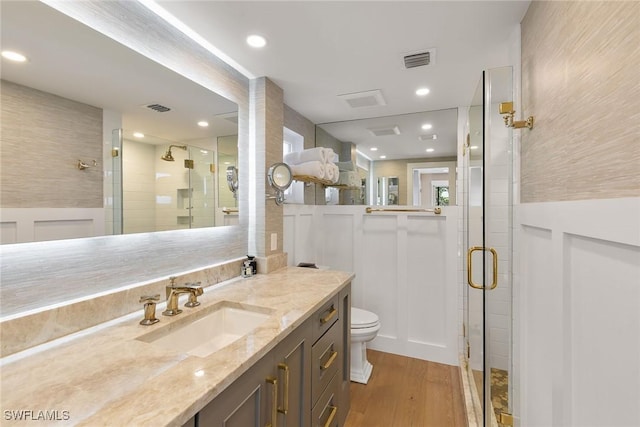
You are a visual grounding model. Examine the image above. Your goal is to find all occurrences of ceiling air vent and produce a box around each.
[338,89,386,108]
[369,125,401,137]
[403,48,436,69]
[145,103,171,113]
[419,134,438,141]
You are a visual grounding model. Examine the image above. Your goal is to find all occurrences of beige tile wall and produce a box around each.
[521,1,640,203]
[0,80,103,208]
[253,77,285,257]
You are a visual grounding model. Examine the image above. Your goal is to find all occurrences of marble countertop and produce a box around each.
[0,267,353,426]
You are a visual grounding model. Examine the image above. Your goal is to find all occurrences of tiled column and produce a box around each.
[250,77,287,270]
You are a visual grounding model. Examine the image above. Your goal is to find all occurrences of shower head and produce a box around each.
[161,145,187,161]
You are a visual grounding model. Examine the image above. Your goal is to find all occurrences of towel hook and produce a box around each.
[77,159,98,170]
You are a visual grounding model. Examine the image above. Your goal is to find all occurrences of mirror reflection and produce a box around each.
[0,1,238,244]
[309,108,458,206]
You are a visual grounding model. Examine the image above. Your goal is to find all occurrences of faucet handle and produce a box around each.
[184,283,203,308]
[139,294,160,303]
[139,294,160,325]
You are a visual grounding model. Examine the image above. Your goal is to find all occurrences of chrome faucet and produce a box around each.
[162,277,204,316]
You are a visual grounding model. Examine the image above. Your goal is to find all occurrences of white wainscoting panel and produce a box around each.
[516,197,639,426]
[0,208,105,244]
[284,204,459,366]
[362,215,399,340]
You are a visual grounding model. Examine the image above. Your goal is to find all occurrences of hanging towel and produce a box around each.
[289,161,326,179]
[284,147,327,165]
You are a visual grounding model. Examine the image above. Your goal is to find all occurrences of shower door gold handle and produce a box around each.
[467,246,498,290]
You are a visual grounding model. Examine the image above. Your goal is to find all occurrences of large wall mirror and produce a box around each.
[0,1,246,318]
[1,1,238,245]
[305,108,458,206]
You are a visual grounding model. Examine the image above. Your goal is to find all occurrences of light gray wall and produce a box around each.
[0,80,103,208]
[284,104,316,204]
[521,1,640,202]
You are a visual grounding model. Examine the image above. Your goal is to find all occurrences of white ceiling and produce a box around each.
[1,1,530,159]
[158,0,530,159]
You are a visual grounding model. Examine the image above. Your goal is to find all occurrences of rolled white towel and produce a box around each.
[324,148,338,163]
[325,163,335,182]
[328,163,340,183]
[284,147,327,165]
[289,161,326,180]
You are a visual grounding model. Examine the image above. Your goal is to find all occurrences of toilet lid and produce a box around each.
[351,307,379,329]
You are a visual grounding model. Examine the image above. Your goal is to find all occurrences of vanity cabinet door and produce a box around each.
[273,319,312,427]
[197,353,275,427]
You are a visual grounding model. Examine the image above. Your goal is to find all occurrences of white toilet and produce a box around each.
[350,307,381,384]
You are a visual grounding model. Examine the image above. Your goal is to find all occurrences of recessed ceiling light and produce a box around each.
[246,35,267,48]
[380,155,387,159]
[470,145,479,150]
[421,123,432,130]
[426,148,435,153]
[133,132,144,138]
[197,121,209,127]
[1,50,27,62]
[415,87,430,96]
[370,147,378,151]
[224,161,230,165]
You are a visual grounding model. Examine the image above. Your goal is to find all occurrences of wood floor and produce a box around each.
[344,350,467,427]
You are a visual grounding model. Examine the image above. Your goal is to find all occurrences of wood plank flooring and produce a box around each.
[345,350,467,427]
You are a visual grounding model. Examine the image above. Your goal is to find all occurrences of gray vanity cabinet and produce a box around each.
[192,284,351,427]
[196,351,274,426]
[273,320,312,427]
[195,320,312,427]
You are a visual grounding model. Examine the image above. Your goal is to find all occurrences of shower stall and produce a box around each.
[112,130,217,234]
[463,66,516,426]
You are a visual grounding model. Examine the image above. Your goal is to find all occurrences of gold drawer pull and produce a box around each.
[321,350,338,370]
[320,306,337,324]
[265,376,277,427]
[277,363,289,415]
[322,405,338,427]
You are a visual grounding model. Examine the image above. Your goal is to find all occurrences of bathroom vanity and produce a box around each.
[0,267,352,426]
[195,287,351,427]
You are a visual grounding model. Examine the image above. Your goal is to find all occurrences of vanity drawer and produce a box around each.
[312,294,339,343]
[311,319,340,404]
[311,374,339,427]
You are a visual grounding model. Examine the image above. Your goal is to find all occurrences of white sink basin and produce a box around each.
[138,301,272,357]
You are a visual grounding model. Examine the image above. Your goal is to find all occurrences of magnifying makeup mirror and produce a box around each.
[226,165,239,198]
[267,162,293,205]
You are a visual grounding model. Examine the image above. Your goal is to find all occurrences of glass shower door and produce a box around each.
[188,146,215,228]
[464,67,514,426]
[464,73,487,425]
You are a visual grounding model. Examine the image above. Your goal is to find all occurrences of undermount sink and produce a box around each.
[137,301,273,357]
